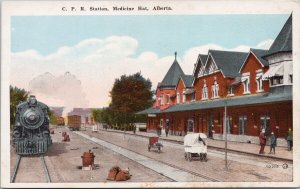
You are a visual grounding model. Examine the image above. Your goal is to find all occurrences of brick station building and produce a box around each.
[138,15,293,146]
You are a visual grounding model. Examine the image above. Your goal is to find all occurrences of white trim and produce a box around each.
[239,51,266,73]
[242,72,250,76]
[242,75,250,94]
[192,55,202,77]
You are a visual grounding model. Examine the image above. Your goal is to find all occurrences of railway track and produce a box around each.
[10,155,51,183]
[75,131,220,182]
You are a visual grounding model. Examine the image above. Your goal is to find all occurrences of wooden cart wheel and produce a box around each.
[188,153,192,162]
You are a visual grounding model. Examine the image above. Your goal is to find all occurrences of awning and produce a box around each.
[262,64,284,80]
[185,88,195,95]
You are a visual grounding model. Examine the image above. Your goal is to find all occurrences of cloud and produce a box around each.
[11,37,273,108]
[28,72,89,113]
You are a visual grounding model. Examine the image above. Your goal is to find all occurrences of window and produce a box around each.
[183,93,186,103]
[289,74,293,83]
[160,95,163,105]
[212,80,219,98]
[187,119,194,132]
[176,92,180,104]
[238,115,247,135]
[260,115,270,135]
[202,84,208,99]
[242,76,250,94]
[190,92,195,101]
[256,73,263,92]
[228,86,234,96]
[166,95,170,104]
[271,76,283,86]
[225,115,233,134]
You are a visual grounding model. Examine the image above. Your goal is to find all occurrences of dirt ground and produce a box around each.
[10,126,172,183]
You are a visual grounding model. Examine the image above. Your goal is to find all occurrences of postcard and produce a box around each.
[1,0,300,188]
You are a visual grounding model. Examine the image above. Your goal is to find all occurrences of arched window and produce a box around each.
[212,80,219,98]
[202,83,208,100]
[176,92,180,104]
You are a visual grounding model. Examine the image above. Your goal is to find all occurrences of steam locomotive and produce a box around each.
[12,95,52,155]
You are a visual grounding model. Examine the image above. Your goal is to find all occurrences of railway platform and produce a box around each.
[96,127,293,161]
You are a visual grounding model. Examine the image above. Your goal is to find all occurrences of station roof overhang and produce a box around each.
[136,92,292,115]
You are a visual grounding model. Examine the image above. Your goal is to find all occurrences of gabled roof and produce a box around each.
[199,55,208,64]
[264,14,292,57]
[180,75,194,88]
[160,53,184,88]
[251,49,269,66]
[239,48,269,73]
[193,54,208,77]
[208,50,248,78]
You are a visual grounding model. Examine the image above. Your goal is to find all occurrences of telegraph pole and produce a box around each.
[224,99,228,170]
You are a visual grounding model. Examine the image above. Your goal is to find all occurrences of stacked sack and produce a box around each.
[106,166,131,181]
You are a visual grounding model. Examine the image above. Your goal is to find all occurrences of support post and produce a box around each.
[224,100,228,170]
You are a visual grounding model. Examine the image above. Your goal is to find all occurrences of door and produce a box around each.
[208,113,213,138]
[238,115,247,135]
[260,115,270,135]
[187,118,194,134]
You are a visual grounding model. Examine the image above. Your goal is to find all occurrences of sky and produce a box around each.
[11,14,290,110]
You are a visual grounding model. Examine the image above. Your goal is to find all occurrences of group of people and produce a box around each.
[259,128,293,154]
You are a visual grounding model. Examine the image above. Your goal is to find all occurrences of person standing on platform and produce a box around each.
[259,129,266,154]
[269,132,277,154]
[165,121,170,137]
[286,128,293,151]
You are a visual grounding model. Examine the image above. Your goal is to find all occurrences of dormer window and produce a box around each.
[242,75,250,94]
[228,86,234,96]
[202,83,208,100]
[166,95,170,104]
[256,72,263,92]
[191,92,195,102]
[212,80,219,98]
[176,92,180,104]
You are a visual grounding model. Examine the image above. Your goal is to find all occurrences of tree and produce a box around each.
[10,85,29,129]
[109,72,154,127]
[92,109,103,123]
[48,110,58,125]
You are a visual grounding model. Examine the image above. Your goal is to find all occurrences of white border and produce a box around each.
[1,0,300,188]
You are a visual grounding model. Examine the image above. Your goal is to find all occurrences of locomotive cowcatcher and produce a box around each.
[12,95,52,155]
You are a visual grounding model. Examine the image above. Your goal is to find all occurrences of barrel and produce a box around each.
[81,150,95,167]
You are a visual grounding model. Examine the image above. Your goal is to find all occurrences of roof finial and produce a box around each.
[175,51,177,60]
